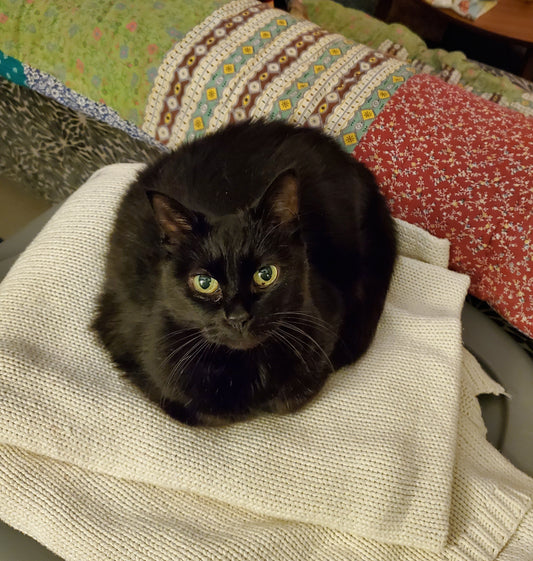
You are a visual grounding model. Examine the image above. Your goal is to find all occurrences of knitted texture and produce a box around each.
[0,164,531,560]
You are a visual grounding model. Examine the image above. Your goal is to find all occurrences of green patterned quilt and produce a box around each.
[0,0,227,126]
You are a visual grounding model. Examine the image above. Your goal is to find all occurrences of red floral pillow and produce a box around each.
[354,74,533,338]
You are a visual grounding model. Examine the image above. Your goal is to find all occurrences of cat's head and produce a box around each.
[147,170,311,351]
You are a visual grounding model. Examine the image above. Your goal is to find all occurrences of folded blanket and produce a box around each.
[0,163,532,560]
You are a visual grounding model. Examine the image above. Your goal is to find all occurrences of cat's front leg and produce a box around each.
[160,399,204,426]
[161,398,245,427]
[262,369,330,415]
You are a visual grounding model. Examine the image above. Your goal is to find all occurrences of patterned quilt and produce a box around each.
[143,0,414,149]
[0,0,228,128]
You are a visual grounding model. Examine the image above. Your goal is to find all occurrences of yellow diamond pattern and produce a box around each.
[314,64,325,74]
[329,48,341,56]
[297,82,308,90]
[276,19,287,26]
[343,133,357,146]
[193,117,204,131]
[377,90,390,99]
[242,45,254,55]
[260,31,271,39]
[362,109,375,120]
[206,88,218,101]
[392,75,405,83]
[279,99,292,111]
[223,64,235,74]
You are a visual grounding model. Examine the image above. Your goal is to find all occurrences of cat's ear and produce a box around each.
[256,169,299,225]
[146,190,197,246]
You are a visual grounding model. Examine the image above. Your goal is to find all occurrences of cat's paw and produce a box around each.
[262,380,326,415]
[161,400,202,426]
[161,399,246,427]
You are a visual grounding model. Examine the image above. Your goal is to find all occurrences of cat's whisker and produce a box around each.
[256,220,286,252]
[274,321,335,373]
[271,311,351,353]
[159,332,202,364]
[170,338,206,376]
[158,394,168,411]
[157,326,198,346]
[271,311,337,336]
[160,332,211,396]
[164,340,204,394]
[184,339,213,372]
[269,330,310,372]
[175,328,219,374]
[271,310,333,327]
[176,330,222,379]
[270,313,340,347]
[160,331,205,369]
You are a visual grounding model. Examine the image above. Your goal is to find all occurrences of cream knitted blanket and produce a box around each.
[0,164,532,560]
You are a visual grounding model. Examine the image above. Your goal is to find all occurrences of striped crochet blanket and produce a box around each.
[143,0,415,148]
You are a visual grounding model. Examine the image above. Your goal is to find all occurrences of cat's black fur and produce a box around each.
[93,120,396,426]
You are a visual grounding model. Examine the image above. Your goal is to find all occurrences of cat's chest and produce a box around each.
[158,336,290,386]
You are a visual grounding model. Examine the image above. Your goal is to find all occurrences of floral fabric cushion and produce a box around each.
[354,74,533,338]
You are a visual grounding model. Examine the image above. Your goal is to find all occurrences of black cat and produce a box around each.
[93,120,396,426]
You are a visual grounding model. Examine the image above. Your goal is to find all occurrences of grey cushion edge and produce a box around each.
[462,303,533,477]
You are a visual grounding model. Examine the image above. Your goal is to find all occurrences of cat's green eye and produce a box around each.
[253,265,279,289]
[192,274,219,295]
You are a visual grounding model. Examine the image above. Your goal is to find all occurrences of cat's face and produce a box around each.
[149,170,311,351]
